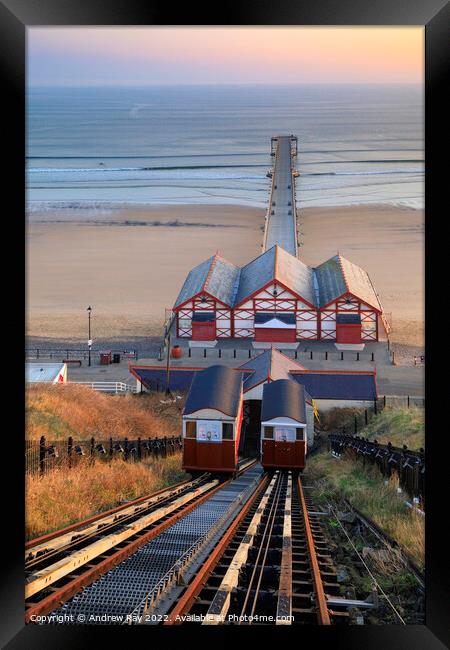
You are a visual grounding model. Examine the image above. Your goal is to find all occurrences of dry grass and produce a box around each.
[307,452,424,569]
[26,383,183,440]
[26,452,188,540]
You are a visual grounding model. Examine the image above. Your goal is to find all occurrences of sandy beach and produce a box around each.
[26,203,423,351]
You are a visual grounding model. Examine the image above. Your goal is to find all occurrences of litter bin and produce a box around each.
[113,352,121,364]
[100,350,112,365]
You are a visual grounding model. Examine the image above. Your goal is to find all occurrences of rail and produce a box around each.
[26,348,138,361]
[69,381,135,393]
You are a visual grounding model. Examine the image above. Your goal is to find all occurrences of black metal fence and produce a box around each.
[25,348,138,362]
[26,434,182,476]
[328,433,425,506]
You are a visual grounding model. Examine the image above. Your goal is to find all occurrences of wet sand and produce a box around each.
[27,203,423,352]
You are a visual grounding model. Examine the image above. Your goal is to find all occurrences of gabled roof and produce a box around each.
[313,254,382,311]
[174,254,239,309]
[174,248,382,314]
[183,365,242,417]
[234,244,314,306]
[238,348,306,392]
[261,379,307,424]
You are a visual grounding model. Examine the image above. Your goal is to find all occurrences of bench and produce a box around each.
[63,359,82,367]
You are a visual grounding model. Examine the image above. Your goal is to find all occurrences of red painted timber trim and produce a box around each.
[234,277,315,310]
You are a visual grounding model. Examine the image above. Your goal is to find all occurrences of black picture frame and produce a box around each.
[2,1,448,647]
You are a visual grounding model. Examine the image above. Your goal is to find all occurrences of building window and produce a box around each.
[185,421,196,438]
[264,426,274,439]
[222,423,234,440]
[296,429,305,441]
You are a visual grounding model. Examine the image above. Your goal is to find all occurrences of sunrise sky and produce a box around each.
[27,27,423,86]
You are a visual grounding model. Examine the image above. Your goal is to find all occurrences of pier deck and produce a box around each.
[263,135,298,257]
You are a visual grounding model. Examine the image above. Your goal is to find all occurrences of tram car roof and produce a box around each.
[261,379,306,424]
[183,365,242,418]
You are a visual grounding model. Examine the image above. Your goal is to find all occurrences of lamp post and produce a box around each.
[87,306,92,367]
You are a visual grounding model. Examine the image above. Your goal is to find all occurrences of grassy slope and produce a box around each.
[359,407,424,449]
[26,385,187,539]
[308,407,425,568]
[26,453,188,540]
[320,406,424,450]
[26,384,182,441]
[307,453,424,568]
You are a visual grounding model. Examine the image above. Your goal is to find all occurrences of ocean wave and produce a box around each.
[302,169,423,177]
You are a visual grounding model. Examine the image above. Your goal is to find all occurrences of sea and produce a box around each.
[26,84,424,211]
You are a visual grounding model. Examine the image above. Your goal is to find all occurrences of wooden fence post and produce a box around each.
[68,436,73,469]
[124,437,129,461]
[137,437,142,461]
[39,435,46,476]
[365,410,368,425]
[374,399,378,415]
[90,437,95,465]
[109,437,113,460]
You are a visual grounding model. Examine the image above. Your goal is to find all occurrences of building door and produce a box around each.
[336,314,361,344]
[191,312,216,340]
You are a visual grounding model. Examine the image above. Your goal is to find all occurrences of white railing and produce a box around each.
[69,381,136,394]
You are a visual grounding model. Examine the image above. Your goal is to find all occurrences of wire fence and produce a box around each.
[25,434,182,477]
[328,433,425,506]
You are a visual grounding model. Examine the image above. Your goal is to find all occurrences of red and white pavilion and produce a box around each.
[173,244,386,345]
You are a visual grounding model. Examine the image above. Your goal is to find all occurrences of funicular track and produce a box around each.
[164,471,348,625]
[25,474,220,622]
[28,462,261,624]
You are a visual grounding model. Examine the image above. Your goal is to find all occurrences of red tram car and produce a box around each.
[182,365,243,475]
[260,379,307,472]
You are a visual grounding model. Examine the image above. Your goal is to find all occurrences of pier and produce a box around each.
[263,135,299,257]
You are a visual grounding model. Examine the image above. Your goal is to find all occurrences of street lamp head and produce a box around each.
[87,305,92,313]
